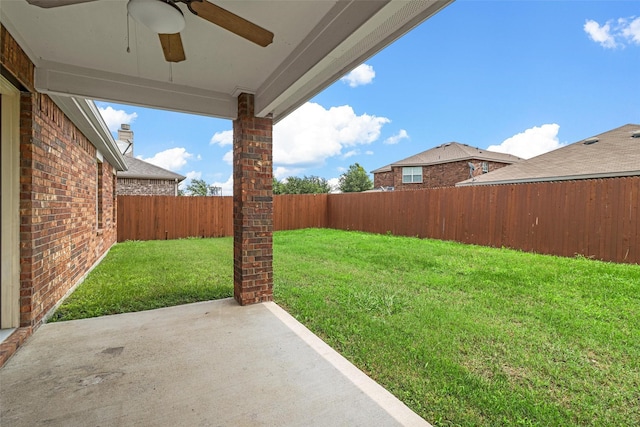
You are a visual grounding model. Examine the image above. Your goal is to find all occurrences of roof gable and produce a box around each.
[118,157,186,181]
[457,124,640,186]
[372,142,522,173]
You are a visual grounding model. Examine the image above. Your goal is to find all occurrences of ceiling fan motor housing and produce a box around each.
[127,0,186,34]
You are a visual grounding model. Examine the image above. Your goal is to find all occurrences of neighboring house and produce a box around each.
[372,142,522,190]
[457,124,640,186]
[1,26,127,365]
[115,124,185,196]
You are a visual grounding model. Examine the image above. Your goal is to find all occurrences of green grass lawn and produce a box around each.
[52,229,640,426]
[49,238,233,320]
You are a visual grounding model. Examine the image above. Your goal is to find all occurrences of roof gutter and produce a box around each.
[49,94,128,172]
[119,173,186,181]
[456,170,640,187]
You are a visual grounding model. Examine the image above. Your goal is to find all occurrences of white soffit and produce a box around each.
[1,0,454,121]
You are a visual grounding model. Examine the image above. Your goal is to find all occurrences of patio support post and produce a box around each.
[232,93,273,305]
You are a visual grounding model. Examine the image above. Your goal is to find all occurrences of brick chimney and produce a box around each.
[118,124,134,157]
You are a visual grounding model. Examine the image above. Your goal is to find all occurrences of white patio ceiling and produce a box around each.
[1,0,453,122]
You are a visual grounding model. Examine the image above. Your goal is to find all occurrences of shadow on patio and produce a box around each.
[0,298,429,426]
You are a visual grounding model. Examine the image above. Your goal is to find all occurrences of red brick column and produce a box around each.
[232,93,273,305]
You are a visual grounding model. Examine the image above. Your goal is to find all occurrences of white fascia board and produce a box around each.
[35,60,237,119]
[255,0,387,120]
[49,94,128,171]
[455,171,640,187]
[257,0,455,122]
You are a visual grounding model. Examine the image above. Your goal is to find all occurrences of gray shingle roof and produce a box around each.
[117,157,186,181]
[457,124,640,186]
[371,142,522,173]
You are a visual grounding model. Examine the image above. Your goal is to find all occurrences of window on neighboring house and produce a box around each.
[482,162,489,173]
[402,166,423,183]
[97,160,104,229]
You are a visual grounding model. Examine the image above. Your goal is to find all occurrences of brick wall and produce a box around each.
[19,93,117,327]
[117,178,177,195]
[1,25,118,366]
[232,93,273,305]
[1,25,35,91]
[373,170,394,188]
[389,160,512,190]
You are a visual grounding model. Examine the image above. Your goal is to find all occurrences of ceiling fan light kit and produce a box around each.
[27,0,274,63]
[127,0,185,34]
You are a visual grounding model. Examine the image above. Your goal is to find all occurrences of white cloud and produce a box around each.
[365,150,374,155]
[343,150,359,159]
[274,166,304,179]
[185,171,201,181]
[222,150,233,165]
[584,16,640,48]
[384,129,409,145]
[139,147,192,171]
[340,64,375,88]
[98,106,138,132]
[327,177,341,193]
[273,102,389,169]
[487,124,565,159]
[210,175,234,196]
[584,19,617,48]
[621,17,640,45]
[210,130,233,146]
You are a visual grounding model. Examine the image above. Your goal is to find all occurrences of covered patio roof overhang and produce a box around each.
[1,0,454,304]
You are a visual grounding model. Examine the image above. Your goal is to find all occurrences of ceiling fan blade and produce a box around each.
[189,1,273,47]
[159,33,186,63]
[26,0,97,8]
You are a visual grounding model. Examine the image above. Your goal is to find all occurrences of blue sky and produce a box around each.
[97,1,639,195]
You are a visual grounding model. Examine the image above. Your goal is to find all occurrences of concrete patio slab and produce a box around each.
[0,299,430,426]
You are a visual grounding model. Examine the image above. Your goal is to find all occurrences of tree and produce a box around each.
[273,178,286,195]
[185,179,209,196]
[273,175,331,194]
[339,163,373,193]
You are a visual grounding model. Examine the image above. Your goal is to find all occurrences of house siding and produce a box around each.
[1,25,118,366]
[117,178,177,196]
[387,160,512,190]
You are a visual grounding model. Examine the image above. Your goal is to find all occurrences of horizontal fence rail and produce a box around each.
[117,195,233,241]
[118,177,639,264]
[117,194,328,241]
[327,177,639,264]
[273,194,328,230]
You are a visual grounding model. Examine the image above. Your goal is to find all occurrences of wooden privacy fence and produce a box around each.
[117,193,328,241]
[118,177,639,264]
[117,195,233,241]
[328,177,639,264]
[273,194,328,230]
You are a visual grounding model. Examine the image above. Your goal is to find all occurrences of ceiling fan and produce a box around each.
[26,0,274,63]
